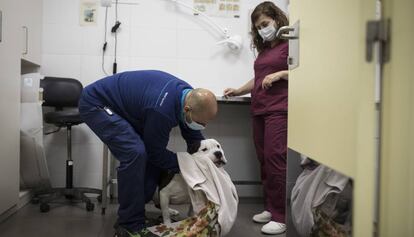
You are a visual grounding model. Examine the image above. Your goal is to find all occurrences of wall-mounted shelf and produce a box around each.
[21,59,40,74]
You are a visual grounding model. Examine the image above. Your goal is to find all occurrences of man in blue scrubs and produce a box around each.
[78,70,218,237]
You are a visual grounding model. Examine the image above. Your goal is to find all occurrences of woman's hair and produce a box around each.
[250,1,289,53]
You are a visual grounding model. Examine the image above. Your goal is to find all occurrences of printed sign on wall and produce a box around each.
[194,0,240,18]
[80,0,98,26]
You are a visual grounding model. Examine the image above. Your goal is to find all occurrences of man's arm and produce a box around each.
[143,109,179,173]
[179,122,205,148]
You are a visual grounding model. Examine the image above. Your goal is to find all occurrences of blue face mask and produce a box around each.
[185,110,205,130]
[181,89,206,130]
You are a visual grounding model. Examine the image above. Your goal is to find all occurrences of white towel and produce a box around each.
[291,165,349,236]
[177,152,239,236]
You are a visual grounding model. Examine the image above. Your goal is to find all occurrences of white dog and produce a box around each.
[153,139,227,224]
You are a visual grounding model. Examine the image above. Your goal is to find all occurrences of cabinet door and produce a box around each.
[380,0,414,236]
[0,0,21,215]
[288,1,377,236]
[21,0,42,65]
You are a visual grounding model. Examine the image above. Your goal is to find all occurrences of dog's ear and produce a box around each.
[187,141,201,154]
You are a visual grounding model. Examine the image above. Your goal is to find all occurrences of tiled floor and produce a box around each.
[0,198,286,237]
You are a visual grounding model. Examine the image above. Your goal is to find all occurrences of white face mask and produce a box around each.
[184,110,205,131]
[258,23,277,42]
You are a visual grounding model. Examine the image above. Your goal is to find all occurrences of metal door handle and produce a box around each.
[277,21,300,70]
[22,26,28,55]
[277,25,299,40]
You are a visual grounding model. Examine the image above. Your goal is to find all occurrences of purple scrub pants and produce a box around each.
[252,112,287,223]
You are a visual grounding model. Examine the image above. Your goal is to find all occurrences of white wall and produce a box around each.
[41,0,288,196]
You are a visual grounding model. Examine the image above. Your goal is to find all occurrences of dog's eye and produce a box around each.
[217,145,220,148]
[202,148,208,152]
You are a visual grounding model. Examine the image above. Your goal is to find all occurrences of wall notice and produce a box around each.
[194,0,240,18]
[80,0,98,26]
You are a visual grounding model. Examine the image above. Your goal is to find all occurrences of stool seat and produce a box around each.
[44,109,83,126]
[33,76,101,213]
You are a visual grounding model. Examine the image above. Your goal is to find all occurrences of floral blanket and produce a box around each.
[138,201,219,237]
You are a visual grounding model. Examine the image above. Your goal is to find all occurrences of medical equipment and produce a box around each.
[170,0,243,51]
[100,0,243,51]
[101,0,112,7]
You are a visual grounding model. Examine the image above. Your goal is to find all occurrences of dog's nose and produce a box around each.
[214,151,223,159]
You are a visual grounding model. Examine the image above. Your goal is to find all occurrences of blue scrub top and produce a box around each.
[82,70,204,172]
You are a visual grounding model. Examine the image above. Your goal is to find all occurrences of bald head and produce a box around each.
[184,88,218,126]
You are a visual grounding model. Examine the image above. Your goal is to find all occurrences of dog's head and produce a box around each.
[187,139,227,167]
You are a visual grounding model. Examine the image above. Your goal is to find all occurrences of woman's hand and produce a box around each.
[223,88,240,98]
[262,72,281,90]
[262,72,283,90]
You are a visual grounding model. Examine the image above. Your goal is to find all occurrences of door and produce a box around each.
[287,1,377,236]
[21,0,42,65]
[380,0,414,236]
[0,0,21,215]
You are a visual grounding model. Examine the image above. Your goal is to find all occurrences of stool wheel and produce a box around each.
[31,197,40,204]
[40,203,50,213]
[86,202,95,212]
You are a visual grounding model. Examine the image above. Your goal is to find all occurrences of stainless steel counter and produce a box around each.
[216,96,251,105]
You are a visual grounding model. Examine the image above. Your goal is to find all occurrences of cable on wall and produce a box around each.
[101,6,109,76]
[111,0,121,74]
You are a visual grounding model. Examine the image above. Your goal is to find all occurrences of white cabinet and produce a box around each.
[20,0,42,66]
[0,0,22,215]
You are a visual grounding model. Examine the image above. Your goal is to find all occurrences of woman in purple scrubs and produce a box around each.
[224,2,289,235]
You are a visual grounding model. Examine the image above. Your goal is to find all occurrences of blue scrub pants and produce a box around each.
[79,95,157,232]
